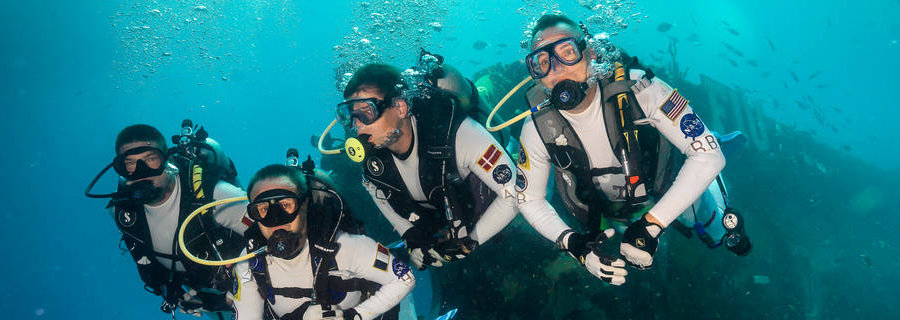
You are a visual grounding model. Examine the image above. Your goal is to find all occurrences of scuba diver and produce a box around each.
[509,14,751,283]
[330,61,518,270]
[85,122,249,318]
[229,157,415,320]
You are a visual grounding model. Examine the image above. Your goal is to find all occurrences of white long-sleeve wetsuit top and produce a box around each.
[230,232,415,320]
[363,116,518,245]
[516,70,726,243]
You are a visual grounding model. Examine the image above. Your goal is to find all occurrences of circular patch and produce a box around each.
[492,164,512,184]
[723,212,739,230]
[367,157,384,177]
[391,257,410,279]
[344,137,366,163]
[679,113,705,139]
[118,210,136,227]
[515,167,528,192]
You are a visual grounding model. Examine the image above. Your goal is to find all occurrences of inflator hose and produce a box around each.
[178,196,267,266]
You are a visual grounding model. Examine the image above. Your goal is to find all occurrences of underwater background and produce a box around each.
[1,0,898,319]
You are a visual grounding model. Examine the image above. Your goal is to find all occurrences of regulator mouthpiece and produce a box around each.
[344,135,371,163]
[551,80,588,110]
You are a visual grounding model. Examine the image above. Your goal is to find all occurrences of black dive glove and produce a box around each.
[560,229,628,286]
[159,283,185,314]
[620,214,665,270]
[402,226,446,270]
[343,308,361,320]
[434,237,479,262]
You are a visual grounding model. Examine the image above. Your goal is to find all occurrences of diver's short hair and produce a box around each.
[530,14,581,39]
[115,124,168,154]
[246,164,308,200]
[343,63,404,102]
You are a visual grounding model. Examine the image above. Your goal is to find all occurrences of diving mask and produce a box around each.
[526,37,587,79]
[113,146,167,181]
[336,98,390,128]
[248,189,307,228]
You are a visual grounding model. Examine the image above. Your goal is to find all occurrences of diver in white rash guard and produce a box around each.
[514,14,751,283]
[336,62,518,270]
[86,124,249,318]
[230,164,414,320]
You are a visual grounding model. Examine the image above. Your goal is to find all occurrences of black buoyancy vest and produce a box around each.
[362,88,496,236]
[532,56,681,230]
[112,154,245,309]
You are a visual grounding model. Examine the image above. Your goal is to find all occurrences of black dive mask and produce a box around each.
[248,189,307,228]
[113,146,167,181]
[551,79,590,110]
[85,152,165,203]
[267,229,305,259]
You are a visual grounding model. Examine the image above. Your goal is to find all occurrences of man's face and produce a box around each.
[531,24,592,89]
[348,85,406,148]
[118,141,168,188]
[249,176,308,240]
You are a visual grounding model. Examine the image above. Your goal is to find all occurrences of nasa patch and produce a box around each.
[515,167,528,192]
[492,164,512,184]
[118,210,136,227]
[391,257,411,279]
[367,157,384,176]
[679,113,705,139]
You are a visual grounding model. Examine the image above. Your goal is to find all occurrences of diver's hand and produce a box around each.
[409,247,446,270]
[159,284,186,314]
[302,304,344,320]
[177,289,206,316]
[434,237,479,261]
[177,299,204,317]
[620,214,664,269]
[584,229,627,285]
[565,229,628,285]
[402,225,445,270]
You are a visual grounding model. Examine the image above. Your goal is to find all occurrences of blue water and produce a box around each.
[2,0,898,319]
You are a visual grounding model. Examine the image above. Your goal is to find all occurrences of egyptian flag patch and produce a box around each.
[659,89,688,121]
[477,144,502,172]
[373,243,390,271]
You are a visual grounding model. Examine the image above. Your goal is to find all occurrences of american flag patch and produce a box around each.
[660,89,688,121]
[373,243,390,271]
[477,144,502,172]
